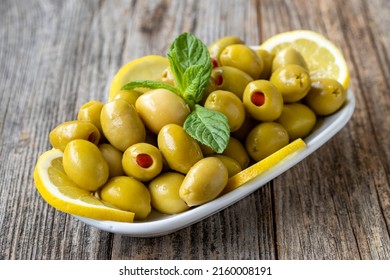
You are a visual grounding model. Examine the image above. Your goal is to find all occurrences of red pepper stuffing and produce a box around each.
[215,74,223,86]
[211,57,218,68]
[136,153,153,168]
[251,91,265,106]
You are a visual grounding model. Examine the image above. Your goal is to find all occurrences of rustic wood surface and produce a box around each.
[1,0,389,260]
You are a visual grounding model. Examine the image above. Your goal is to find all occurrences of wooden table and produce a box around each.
[1,0,389,260]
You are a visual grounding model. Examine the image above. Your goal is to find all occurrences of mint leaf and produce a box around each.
[182,65,204,104]
[167,47,184,90]
[167,33,212,103]
[183,104,230,153]
[121,80,181,96]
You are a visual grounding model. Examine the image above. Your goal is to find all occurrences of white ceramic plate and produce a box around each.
[75,89,355,237]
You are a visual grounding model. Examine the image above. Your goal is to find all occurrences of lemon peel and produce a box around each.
[109,55,169,101]
[34,149,135,222]
[222,138,306,194]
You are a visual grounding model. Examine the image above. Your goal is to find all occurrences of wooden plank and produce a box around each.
[261,0,390,259]
[111,185,276,259]
[0,0,116,260]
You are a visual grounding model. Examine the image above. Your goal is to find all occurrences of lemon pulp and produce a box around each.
[34,149,135,222]
[260,30,350,89]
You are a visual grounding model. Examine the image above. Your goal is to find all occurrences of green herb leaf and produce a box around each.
[121,80,181,96]
[183,104,230,153]
[167,33,212,103]
[182,65,204,104]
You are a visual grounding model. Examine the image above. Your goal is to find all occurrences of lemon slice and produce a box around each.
[222,138,306,194]
[109,55,169,101]
[260,30,350,89]
[34,149,135,222]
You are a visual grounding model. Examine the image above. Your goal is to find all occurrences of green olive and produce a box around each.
[271,47,308,73]
[204,90,245,132]
[222,137,250,169]
[207,66,253,99]
[100,176,151,220]
[63,139,109,191]
[49,120,101,151]
[98,143,125,177]
[122,142,163,181]
[161,67,176,86]
[243,80,284,121]
[219,44,264,79]
[270,64,311,103]
[148,172,189,214]
[179,157,228,206]
[212,155,242,177]
[304,78,347,116]
[135,89,190,135]
[157,124,203,174]
[256,49,274,80]
[246,122,289,162]
[77,100,104,138]
[276,103,317,141]
[100,99,146,152]
[208,36,244,65]
[110,89,143,106]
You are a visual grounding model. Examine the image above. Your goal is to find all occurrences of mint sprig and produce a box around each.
[167,33,212,104]
[121,32,230,153]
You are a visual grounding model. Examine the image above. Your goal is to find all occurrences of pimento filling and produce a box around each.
[136,153,153,168]
[211,57,218,68]
[215,74,223,86]
[251,91,265,106]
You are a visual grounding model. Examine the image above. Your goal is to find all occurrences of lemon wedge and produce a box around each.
[34,149,135,222]
[260,30,350,89]
[109,55,169,101]
[222,138,306,194]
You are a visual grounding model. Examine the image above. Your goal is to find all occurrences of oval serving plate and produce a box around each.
[75,88,355,237]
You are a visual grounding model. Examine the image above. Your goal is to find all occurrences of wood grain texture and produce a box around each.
[0,0,389,260]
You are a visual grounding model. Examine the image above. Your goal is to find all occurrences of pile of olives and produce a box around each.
[48,35,347,220]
